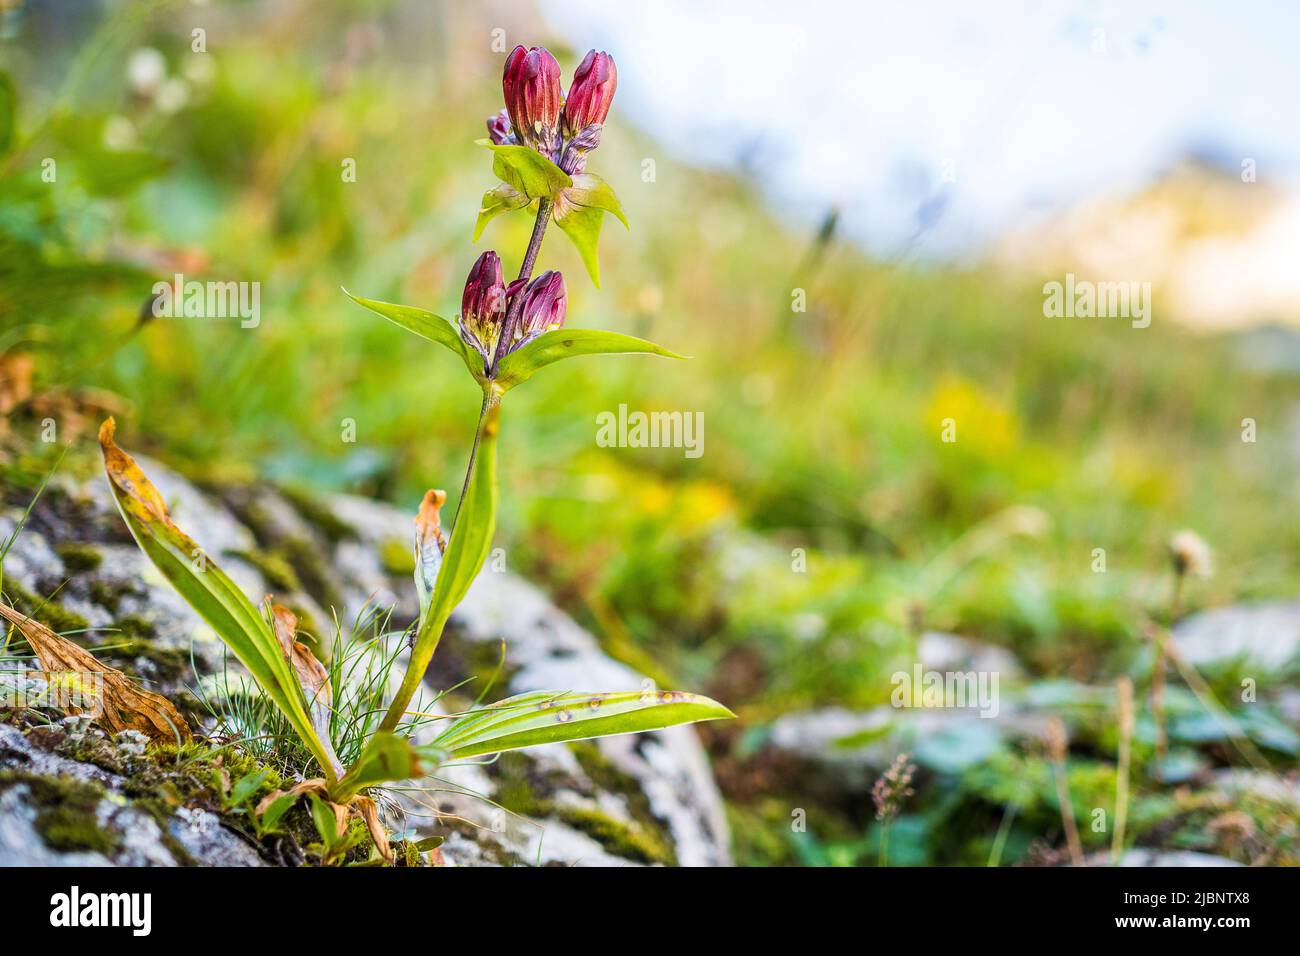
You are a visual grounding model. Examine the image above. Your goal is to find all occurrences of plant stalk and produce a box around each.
[379,196,553,733]
[1111,676,1133,865]
[383,197,553,733]
[452,389,495,531]
[1052,757,1085,866]
[380,398,500,732]
[491,197,554,373]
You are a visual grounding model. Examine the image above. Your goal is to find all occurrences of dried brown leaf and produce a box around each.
[0,602,191,743]
[354,794,393,863]
[416,489,448,555]
[269,604,343,779]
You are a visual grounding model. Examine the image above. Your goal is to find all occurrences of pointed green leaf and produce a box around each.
[258,791,301,832]
[565,173,628,228]
[97,419,338,784]
[473,182,529,241]
[381,400,500,730]
[431,690,734,760]
[552,175,628,286]
[494,329,685,392]
[553,200,605,286]
[331,731,424,802]
[344,290,485,381]
[478,140,571,201]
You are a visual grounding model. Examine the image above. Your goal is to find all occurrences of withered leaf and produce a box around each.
[353,794,393,863]
[269,603,344,780]
[414,489,447,618]
[0,602,191,743]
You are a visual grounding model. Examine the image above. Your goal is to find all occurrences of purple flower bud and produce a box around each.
[486,109,514,146]
[459,251,507,364]
[509,270,566,350]
[559,123,603,175]
[503,45,562,158]
[563,50,617,138]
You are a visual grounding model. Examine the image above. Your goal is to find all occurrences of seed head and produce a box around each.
[872,753,916,822]
[1168,529,1213,579]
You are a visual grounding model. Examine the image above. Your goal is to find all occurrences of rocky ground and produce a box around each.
[2,455,1297,867]
[0,457,730,867]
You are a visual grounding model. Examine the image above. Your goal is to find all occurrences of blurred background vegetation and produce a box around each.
[2,0,1298,865]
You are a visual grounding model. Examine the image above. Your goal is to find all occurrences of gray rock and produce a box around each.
[918,631,1024,681]
[1085,849,1244,867]
[1210,769,1300,807]
[1173,601,1300,675]
[1,459,732,867]
[0,724,261,867]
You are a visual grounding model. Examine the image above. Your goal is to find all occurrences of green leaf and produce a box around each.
[478,140,572,201]
[431,689,734,760]
[0,72,15,156]
[257,792,301,833]
[308,793,344,846]
[473,182,529,241]
[552,175,628,286]
[494,329,685,392]
[229,770,270,806]
[97,419,340,785]
[331,731,424,802]
[553,201,606,286]
[380,399,500,730]
[566,173,629,228]
[344,290,485,381]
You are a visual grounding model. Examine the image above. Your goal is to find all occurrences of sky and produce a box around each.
[539,0,1300,259]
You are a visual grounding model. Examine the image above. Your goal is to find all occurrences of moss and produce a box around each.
[226,548,302,593]
[278,536,343,615]
[493,749,677,865]
[55,542,103,572]
[0,770,120,855]
[2,578,90,634]
[103,637,190,685]
[279,485,357,543]
[111,613,156,640]
[554,805,676,865]
[570,740,677,862]
[88,579,127,614]
[379,536,415,576]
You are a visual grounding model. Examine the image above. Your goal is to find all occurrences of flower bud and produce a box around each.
[503,45,562,158]
[486,109,514,146]
[510,270,566,348]
[459,251,507,363]
[564,50,617,138]
[559,123,603,175]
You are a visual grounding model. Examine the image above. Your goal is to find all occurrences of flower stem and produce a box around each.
[492,197,554,373]
[452,388,494,531]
